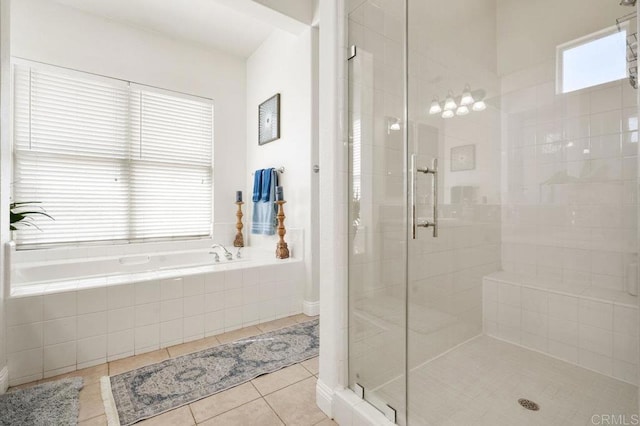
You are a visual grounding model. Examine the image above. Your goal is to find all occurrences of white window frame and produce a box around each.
[556,24,628,95]
[11,58,215,249]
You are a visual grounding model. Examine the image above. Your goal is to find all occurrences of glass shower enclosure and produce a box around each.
[348,1,640,424]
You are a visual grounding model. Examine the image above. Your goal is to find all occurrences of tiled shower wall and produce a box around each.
[502,79,638,294]
[5,262,304,386]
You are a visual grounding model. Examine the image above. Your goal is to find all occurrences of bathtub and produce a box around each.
[4,240,307,385]
[12,248,245,284]
[8,245,295,297]
[482,271,639,385]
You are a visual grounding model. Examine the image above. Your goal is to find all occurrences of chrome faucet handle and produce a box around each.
[224,252,233,261]
[236,248,242,259]
[209,251,220,262]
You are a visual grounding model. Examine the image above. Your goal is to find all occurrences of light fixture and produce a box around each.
[429,98,442,115]
[472,100,487,111]
[444,91,457,111]
[460,85,474,106]
[456,105,469,116]
[387,117,401,133]
[430,87,487,119]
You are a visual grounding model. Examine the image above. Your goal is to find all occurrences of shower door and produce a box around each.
[349,0,639,425]
[347,0,408,422]
[404,2,502,424]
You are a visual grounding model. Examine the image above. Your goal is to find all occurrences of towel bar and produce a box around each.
[251,167,285,175]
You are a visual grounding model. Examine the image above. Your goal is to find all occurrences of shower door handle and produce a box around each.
[412,155,438,239]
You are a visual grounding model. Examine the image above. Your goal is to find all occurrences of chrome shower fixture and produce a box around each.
[620,0,637,6]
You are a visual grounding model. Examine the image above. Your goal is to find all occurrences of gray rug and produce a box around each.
[101,319,319,425]
[0,377,84,426]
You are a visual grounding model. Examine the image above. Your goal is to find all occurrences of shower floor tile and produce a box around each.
[376,336,638,426]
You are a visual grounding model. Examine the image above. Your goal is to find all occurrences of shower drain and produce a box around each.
[518,398,540,411]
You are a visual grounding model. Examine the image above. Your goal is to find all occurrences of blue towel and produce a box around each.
[260,168,272,201]
[251,168,278,235]
[252,169,263,202]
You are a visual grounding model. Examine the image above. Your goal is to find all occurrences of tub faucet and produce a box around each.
[211,244,233,261]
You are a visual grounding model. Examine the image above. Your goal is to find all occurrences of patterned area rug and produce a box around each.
[0,377,84,426]
[101,319,319,426]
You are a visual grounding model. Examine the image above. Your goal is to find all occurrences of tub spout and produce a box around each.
[211,244,233,261]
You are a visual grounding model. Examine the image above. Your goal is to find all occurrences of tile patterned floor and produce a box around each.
[12,314,333,426]
[376,336,638,426]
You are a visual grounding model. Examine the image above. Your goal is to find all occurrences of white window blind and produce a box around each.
[13,62,213,247]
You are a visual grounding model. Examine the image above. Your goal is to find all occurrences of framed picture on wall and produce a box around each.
[451,144,476,172]
[258,93,280,145]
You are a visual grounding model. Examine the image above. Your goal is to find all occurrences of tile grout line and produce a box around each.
[190,383,263,424]
[261,393,288,425]
[255,373,313,398]
[186,404,198,425]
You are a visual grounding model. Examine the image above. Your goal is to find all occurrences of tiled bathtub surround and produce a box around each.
[6,261,304,386]
[483,272,639,385]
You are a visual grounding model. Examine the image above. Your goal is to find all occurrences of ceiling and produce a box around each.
[51,0,277,58]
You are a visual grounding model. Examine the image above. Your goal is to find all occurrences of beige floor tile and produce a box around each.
[138,406,195,426]
[251,364,311,396]
[265,377,326,426]
[189,382,261,423]
[78,382,106,422]
[108,349,170,376]
[291,313,317,323]
[256,316,298,333]
[216,326,262,344]
[198,399,283,426]
[40,364,108,386]
[78,414,107,426]
[301,357,319,375]
[167,336,220,358]
[314,419,338,426]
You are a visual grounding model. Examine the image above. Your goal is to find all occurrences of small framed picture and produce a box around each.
[451,144,476,172]
[258,94,280,145]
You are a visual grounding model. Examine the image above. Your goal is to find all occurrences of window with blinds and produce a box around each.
[12,62,214,247]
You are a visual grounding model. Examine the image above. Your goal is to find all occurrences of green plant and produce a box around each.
[10,201,53,231]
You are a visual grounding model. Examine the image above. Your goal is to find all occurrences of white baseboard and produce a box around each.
[0,366,8,394]
[315,378,334,418]
[333,387,395,426]
[303,300,320,316]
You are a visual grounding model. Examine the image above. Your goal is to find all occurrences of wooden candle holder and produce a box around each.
[234,202,244,247]
[275,200,289,259]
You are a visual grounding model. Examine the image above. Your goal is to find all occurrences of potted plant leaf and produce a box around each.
[10,201,53,231]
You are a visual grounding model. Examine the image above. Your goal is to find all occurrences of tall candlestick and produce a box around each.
[275,200,289,259]
[234,202,244,247]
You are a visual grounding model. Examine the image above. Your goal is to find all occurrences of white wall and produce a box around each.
[10,0,247,233]
[0,0,11,394]
[245,28,317,306]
